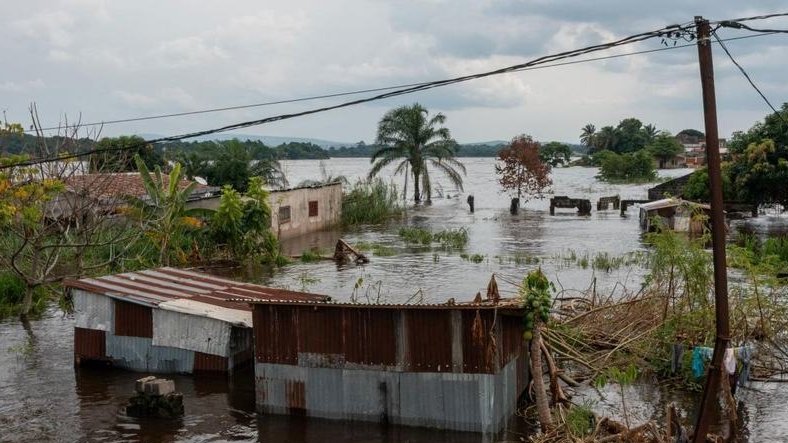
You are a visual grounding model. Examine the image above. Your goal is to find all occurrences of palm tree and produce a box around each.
[642,124,658,144]
[368,103,465,203]
[580,124,596,149]
[594,126,618,152]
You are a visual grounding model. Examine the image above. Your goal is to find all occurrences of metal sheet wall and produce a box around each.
[114,300,153,338]
[151,308,231,356]
[255,357,525,433]
[193,352,229,372]
[73,290,113,331]
[253,305,524,375]
[344,308,396,367]
[404,310,452,372]
[74,327,106,361]
[460,310,496,373]
[105,333,195,373]
[254,305,299,364]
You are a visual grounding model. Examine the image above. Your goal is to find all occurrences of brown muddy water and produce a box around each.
[1,158,787,442]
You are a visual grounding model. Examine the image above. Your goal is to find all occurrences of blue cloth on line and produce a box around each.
[692,346,714,379]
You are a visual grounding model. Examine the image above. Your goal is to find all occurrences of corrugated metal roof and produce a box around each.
[232,297,524,310]
[640,198,712,211]
[64,267,331,322]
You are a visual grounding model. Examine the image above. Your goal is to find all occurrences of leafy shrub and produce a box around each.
[342,179,402,226]
[596,150,657,183]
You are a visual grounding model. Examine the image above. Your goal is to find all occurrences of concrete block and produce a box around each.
[143,379,176,396]
[135,376,156,393]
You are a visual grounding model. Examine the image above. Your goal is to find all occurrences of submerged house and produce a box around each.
[268,182,343,240]
[639,198,712,233]
[66,267,329,374]
[244,299,529,433]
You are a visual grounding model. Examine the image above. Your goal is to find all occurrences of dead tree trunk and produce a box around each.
[531,325,553,432]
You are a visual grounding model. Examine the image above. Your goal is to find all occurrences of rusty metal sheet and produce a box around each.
[193,351,228,372]
[74,327,106,362]
[254,305,299,364]
[404,309,452,372]
[461,309,495,374]
[114,300,153,338]
[343,308,396,367]
[500,314,525,368]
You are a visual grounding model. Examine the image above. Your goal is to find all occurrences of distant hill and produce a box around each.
[137,133,356,149]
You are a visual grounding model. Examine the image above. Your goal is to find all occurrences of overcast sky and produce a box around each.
[2,1,787,144]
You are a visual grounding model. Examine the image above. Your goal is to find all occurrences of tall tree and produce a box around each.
[727,103,788,207]
[647,133,684,168]
[594,126,617,152]
[539,141,572,167]
[208,139,288,191]
[643,124,659,144]
[495,135,553,214]
[580,124,596,150]
[369,103,465,203]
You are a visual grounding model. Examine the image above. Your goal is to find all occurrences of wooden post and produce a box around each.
[692,16,732,442]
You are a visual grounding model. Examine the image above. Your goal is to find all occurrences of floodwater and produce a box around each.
[1,158,786,442]
[263,158,693,302]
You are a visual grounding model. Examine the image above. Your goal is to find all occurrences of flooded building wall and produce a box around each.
[269,183,342,240]
[183,182,343,240]
[251,303,528,433]
[71,289,251,373]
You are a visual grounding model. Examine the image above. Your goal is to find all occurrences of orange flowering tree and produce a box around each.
[495,135,553,214]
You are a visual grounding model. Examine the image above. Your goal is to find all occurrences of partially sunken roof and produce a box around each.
[64,267,331,327]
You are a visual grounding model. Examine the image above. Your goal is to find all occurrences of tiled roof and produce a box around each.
[64,172,218,201]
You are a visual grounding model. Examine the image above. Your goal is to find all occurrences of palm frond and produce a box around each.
[429,159,465,191]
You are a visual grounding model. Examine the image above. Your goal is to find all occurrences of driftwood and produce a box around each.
[333,239,369,264]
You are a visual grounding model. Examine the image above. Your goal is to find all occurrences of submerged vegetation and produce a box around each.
[341,178,402,226]
[398,226,469,249]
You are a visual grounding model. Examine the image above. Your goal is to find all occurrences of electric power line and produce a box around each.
[712,31,788,123]
[4,20,786,169]
[713,12,788,24]
[27,31,776,135]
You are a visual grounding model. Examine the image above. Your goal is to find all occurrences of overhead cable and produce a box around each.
[712,31,788,123]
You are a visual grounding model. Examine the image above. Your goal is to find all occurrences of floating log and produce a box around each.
[334,239,369,264]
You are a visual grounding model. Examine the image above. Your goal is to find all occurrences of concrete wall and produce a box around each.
[255,355,524,434]
[269,183,342,240]
[187,183,342,240]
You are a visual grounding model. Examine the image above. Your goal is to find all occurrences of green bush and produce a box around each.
[596,150,657,183]
[342,179,402,226]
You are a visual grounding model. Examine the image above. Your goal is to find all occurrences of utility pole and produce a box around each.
[692,16,732,443]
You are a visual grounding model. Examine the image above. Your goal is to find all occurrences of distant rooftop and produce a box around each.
[64,172,220,202]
